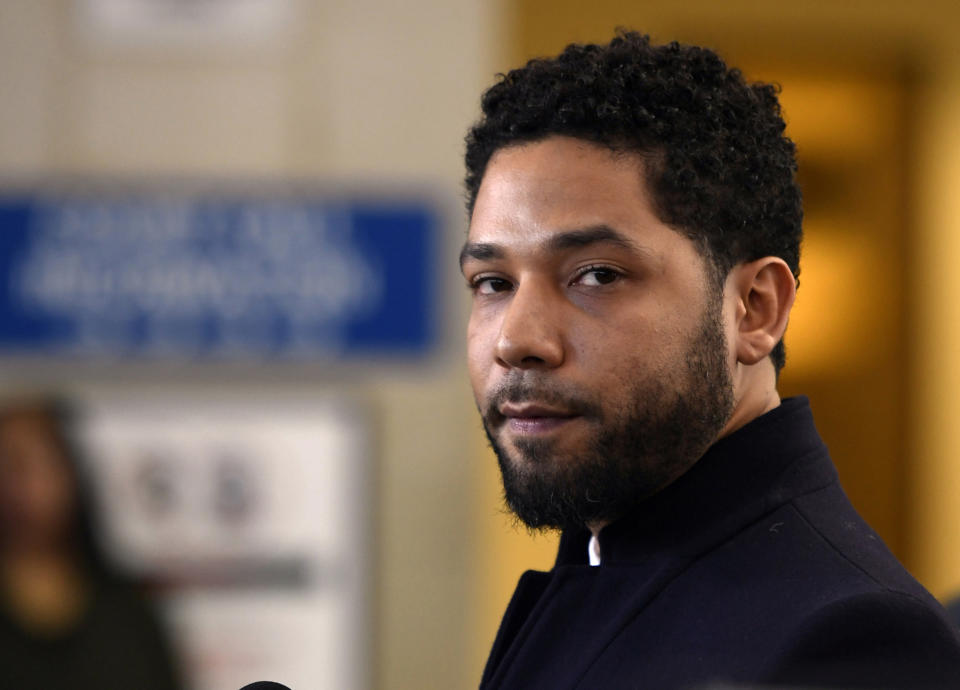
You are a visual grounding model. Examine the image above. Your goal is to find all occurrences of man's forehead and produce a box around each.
[469,138,656,229]
[477,138,648,201]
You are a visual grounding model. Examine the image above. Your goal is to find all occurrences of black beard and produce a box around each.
[481,296,734,532]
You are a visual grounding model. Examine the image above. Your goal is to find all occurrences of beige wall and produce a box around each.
[0,0,497,182]
[0,1,501,689]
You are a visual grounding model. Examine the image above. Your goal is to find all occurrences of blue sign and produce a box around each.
[0,191,439,358]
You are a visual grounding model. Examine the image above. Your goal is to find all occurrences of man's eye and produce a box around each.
[473,277,512,295]
[574,267,620,287]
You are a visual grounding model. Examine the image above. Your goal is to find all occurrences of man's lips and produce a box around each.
[497,402,580,434]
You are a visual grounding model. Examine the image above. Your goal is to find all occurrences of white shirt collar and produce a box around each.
[588,534,602,566]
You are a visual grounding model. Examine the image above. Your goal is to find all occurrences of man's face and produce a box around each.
[462,136,735,531]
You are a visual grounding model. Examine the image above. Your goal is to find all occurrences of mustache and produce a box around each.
[483,379,602,421]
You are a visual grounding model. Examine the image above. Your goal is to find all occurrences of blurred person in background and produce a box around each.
[0,396,182,690]
[462,31,960,689]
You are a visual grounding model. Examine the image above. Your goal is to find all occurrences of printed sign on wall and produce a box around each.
[0,191,438,359]
[77,393,370,690]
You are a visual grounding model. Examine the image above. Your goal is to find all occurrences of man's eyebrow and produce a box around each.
[459,224,645,271]
[546,225,641,254]
[459,242,503,270]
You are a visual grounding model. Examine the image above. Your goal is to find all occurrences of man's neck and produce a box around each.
[720,359,781,439]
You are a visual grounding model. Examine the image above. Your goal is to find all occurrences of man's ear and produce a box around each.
[727,257,796,366]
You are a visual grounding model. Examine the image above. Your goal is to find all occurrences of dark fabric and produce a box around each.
[946,595,960,629]
[480,397,960,689]
[0,576,182,690]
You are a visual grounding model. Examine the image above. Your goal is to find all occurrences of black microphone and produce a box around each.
[238,683,292,690]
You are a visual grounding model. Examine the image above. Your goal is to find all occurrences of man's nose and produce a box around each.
[494,282,565,369]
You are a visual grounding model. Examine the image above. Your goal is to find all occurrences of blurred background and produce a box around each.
[0,1,959,688]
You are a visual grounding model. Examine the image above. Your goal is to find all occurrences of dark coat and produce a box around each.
[480,397,960,689]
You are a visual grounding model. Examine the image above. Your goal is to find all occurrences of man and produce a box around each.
[460,32,960,689]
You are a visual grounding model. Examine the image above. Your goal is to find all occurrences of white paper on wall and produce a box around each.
[75,0,298,47]
[77,393,369,690]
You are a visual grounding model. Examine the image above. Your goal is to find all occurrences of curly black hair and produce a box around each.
[464,31,802,371]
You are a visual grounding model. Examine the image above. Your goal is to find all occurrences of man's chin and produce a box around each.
[501,436,572,474]
[496,450,602,530]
